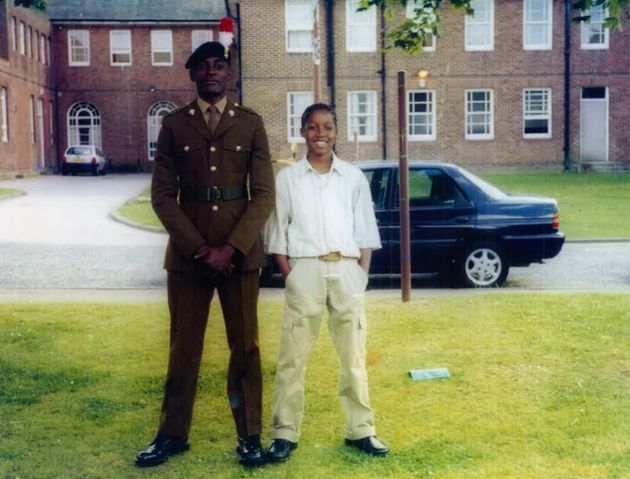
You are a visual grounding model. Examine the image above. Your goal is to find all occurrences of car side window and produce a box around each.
[396,168,466,207]
[362,168,390,210]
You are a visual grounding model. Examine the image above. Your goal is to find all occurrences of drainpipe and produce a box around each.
[236,2,243,105]
[325,0,335,110]
[379,4,387,160]
[563,0,571,171]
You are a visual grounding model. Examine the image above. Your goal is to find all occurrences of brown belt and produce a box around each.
[318,252,343,261]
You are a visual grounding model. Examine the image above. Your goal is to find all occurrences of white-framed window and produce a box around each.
[19,21,26,55]
[581,4,609,49]
[287,92,314,142]
[523,0,552,50]
[523,88,551,138]
[39,34,47,64]
[346,0,376,52]
[191,30,214,51]
[35,31,40,62]
[110,30,132,66]
[285,0,316,52]
[27,26,32,58]
[1,88,8,143]
[465,89,493,140]
[11,17,17,51]
[68,30,89,66]
[408,90,436,141]
[147,101,177,161]
[151,30,173,66]
[406,1,436,51]
[347,90,377,141]
[49,100,54,145]
[29,96,35,143]
[67,101,102,148]
[47,37,51,66]
[465,0,493,51]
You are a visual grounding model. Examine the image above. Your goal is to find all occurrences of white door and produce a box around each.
[37,99,45,169]
[580,87,608,162]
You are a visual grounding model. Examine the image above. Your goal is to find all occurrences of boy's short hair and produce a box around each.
[300,103,337,130]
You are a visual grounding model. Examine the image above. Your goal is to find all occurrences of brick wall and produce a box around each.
[240,0,629,170]
[0,3,55,178]
[52,23,229,170]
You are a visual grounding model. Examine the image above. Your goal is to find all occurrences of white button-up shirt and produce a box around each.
[264,154,381,259]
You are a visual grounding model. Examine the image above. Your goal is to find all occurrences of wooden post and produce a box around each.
[397,71,411,302]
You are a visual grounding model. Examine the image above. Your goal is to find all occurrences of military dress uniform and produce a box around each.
[150,94,274,441]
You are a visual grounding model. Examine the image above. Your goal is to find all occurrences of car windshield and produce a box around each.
[458,167,509,199]
[67,146,92,155]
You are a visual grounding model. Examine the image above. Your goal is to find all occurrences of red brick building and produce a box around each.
[46,0,229,172]
[239,0,630,171]
[0,2,55,178]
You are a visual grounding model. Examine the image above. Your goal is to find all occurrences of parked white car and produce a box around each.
[62,145,107,176]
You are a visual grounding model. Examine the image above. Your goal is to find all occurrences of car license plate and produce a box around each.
[71,156,85,163]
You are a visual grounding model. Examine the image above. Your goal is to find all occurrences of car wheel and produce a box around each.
[458,242,509,288]
[91,165,98,176]
[61,167,68,176]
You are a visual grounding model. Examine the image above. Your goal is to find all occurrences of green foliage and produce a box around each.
[14,0,48,11]
[359,0,629,54]
[0,296,629,477]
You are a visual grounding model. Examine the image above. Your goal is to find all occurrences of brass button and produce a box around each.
[210,165,217,172]
[210,146,216,152]
[212,205,219,211]
[184,146,189,152]
[235,145,241,151]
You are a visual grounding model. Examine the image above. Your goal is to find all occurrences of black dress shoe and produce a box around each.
[236,435,266,467]
[345,435,389,456]
[267,438,298,463]
[135,435,190,467]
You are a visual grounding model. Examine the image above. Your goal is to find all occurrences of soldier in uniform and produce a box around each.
[135,41,274,468]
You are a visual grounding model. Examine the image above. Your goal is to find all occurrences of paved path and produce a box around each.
[0,174,628,302]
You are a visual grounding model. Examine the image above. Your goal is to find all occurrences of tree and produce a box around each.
[14,0,48,11]
[358,0,630,54]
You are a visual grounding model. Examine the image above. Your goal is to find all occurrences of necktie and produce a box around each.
[207,105,220,134]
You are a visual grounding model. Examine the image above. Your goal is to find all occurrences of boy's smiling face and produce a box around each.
[301,109,336,158]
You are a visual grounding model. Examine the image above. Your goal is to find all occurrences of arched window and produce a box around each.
[147,101,176,161]
[67,102,101,148]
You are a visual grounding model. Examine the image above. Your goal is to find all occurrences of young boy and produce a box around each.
[263,103,388,462]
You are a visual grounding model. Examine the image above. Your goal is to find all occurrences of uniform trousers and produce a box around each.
[158,269,262,439]
[271,257,376,443]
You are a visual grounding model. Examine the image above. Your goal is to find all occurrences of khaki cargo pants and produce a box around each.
[271,257,376,442]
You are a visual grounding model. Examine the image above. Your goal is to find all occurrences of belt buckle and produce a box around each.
[211,186,222,202]
[320,252,342,262]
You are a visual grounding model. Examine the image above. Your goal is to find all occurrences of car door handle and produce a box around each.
[454,216,472,223]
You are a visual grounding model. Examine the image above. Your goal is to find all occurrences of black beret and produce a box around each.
[185,41,231,69]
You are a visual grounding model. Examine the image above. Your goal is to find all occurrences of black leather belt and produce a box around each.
[181,185,247,202]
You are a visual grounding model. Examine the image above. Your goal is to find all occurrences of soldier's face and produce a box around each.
[190,57,232,100]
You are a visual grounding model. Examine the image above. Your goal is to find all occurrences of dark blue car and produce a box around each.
[262,161,565,288]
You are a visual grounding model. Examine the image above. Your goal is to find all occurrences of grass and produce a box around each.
[483,172,630,240]
[116,173,630,240]
[1,294,629,478]
[0,187,21,199]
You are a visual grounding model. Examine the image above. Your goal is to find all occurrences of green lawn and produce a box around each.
[0,187,21,199]
[117,173,630,240]
[1,294,629,478]
[483,173,630,240]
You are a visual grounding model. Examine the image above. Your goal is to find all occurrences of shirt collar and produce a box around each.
[197,96,228,115]
[298,152,347,177]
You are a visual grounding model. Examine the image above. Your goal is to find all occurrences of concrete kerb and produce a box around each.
[108,209,165,234]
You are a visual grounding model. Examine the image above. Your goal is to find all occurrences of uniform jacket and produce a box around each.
[151,98,275,272]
